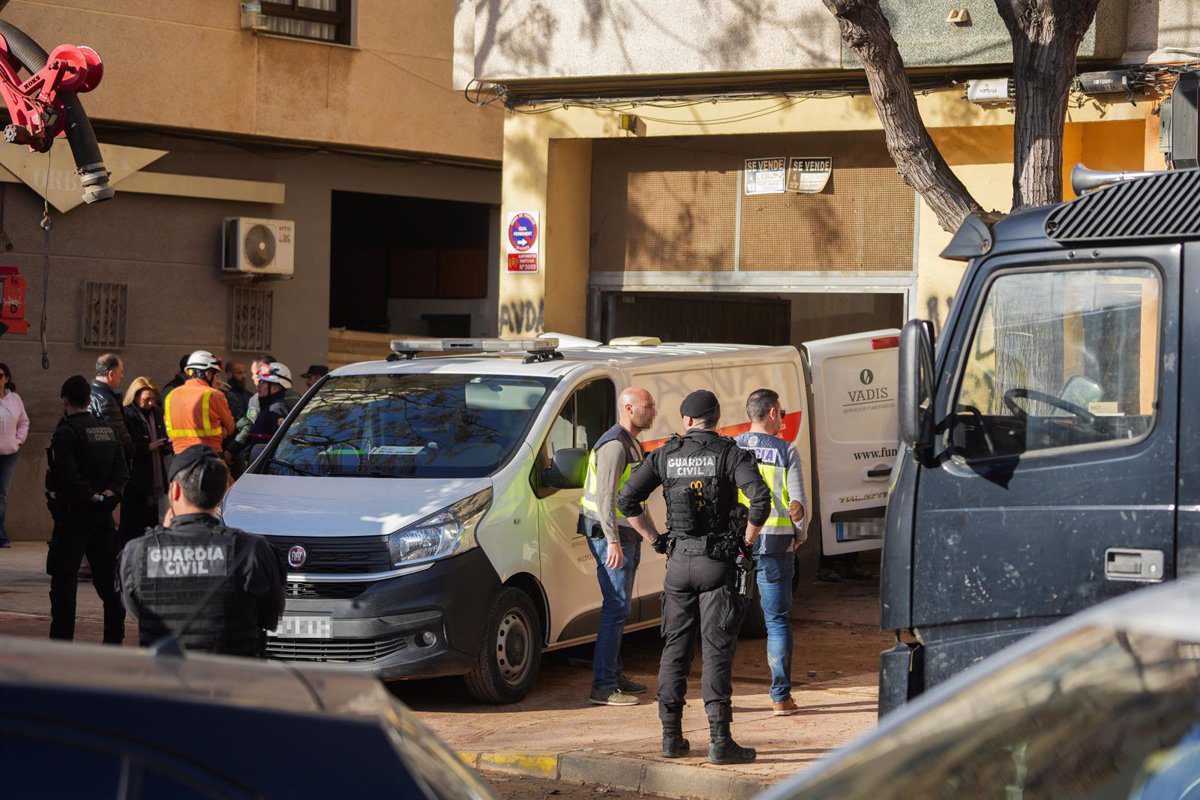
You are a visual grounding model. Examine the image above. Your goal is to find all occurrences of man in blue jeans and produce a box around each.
[578,387,657,706]
[735,388,807,716]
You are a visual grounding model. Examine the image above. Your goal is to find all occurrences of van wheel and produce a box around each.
[739,579,768,640]
[464,587,543,704]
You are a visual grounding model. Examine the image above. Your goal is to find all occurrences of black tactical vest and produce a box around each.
[659,431,741,538]
[128,515,267,656]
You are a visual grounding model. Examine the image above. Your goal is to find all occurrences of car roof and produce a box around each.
[330,342,797,379]
[0,636,394,719]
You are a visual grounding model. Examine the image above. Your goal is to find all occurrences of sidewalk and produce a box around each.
[0,542,889,798]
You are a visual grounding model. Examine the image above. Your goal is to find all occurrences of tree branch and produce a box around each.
[996,0,1100,209]
[823,0,983,232]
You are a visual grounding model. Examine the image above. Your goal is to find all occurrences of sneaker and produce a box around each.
[772,697,800,717]
[589,687,639,706]
[617,675,648,694]
[816,568,841,583]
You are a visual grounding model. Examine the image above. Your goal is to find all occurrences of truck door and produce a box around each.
[914,249,1179,687]
[535,377,616,644]
[804,330,901,556]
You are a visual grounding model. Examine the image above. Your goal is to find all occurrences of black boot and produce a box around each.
[661,717,690,759]
[707,720,756,764]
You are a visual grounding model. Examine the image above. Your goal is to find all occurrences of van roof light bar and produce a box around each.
[388,337,562,362]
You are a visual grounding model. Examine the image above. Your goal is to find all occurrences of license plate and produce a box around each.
[835,519,884,542]
[271,615,332,639]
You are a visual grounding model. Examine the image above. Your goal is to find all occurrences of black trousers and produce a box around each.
[656,549,742,724]
[116,490,161,550]
[46,505,124,643]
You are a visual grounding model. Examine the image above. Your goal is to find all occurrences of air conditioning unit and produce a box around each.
[222,217,295,278]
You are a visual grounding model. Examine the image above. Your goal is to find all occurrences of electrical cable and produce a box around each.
[39,153,51,370]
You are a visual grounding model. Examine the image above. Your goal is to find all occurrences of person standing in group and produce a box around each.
[119,377,171,548]
[578,387,658,706]
[89,353,134,465]
[223,360,253,422]
[734,388,807,717]
[619,390,770,765]
[248,362,298,445]
[45,375,129,644]
[0,362,30,548]
[301,364,328,389]
[117,445,285,656]
[163,350,236,460]
[162,354,190,399]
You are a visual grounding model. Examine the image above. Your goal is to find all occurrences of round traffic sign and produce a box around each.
[508,213,538,252]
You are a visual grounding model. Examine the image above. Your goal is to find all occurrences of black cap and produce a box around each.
[680,389,720,419]
[60,374,90,399]
[168,444,222,483]
[302,364,328,378]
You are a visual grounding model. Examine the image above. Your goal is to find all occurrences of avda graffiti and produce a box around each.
[499,299,544,336]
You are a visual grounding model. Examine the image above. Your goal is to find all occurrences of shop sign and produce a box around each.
[743,157,787,195]
[786,157,833,194]
[505,211,540,273]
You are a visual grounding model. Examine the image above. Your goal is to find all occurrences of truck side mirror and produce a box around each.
[543,447,587,489]
[898,319,935,452]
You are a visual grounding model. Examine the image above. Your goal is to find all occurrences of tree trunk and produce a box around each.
[823,0,983,232]
[996,0,1101,210]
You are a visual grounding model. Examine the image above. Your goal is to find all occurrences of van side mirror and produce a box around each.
[543,447,587,489]
[898,319,935,452]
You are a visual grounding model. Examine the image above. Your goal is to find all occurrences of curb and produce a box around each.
[458,750,774,800]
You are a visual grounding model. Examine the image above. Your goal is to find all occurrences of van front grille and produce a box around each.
[285,581,368,600]
[264,535,392,574]
[267,634,408,663]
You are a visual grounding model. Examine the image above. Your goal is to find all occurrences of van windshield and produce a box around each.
[266,374,555,478]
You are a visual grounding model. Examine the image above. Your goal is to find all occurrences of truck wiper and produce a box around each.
[269,457,318,476]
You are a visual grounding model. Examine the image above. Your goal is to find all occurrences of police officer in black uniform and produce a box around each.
[46,375,130,644]
[618,390,770,765]
[117,445,285,656]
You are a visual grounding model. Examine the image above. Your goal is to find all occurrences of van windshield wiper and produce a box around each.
[269,457,318,476]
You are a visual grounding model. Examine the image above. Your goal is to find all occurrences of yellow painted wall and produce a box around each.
[3,0,502,161]
[498,90,1156,338]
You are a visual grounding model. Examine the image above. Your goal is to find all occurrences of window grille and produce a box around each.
[80,281,128,349]
[232,287,274,353]
[261,1,351,44]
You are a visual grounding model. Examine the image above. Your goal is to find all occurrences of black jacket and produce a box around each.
[122,403,171,497]
[117,513,286,657]
[89,380,134,463]
[46,411,129,510]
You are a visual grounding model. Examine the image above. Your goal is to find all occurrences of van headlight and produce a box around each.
[387,488,492,566]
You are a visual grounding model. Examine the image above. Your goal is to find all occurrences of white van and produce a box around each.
[802,330,901,556]
[223,336,813,703]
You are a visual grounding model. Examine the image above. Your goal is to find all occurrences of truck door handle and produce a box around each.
[1104,548,1164,583]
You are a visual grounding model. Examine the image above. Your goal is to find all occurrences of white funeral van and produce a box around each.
[803,330,901,557]
[223,334,881,703]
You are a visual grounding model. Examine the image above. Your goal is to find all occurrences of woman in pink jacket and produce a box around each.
[0,363,30,547]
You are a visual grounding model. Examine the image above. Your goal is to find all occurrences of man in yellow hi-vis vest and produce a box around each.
[577,386,657,707]
[735,388,807,717]
[164,350,236,459]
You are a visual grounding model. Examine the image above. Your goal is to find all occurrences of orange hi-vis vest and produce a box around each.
[164,378,236,453]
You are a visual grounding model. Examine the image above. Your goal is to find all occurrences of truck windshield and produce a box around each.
[266,374,555,478]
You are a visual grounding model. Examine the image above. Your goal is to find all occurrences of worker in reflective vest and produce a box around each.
[576,386,657,707]
[734,388,807,718]
[164,350,236,457]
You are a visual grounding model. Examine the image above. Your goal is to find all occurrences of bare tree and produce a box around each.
[822,0,1101,231]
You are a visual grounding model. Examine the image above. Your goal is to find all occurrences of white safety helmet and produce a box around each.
[256,361,293,389]
[185,350,222,373]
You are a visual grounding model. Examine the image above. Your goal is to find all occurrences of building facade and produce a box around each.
[1,0,502,538]
[453,0,1197,346]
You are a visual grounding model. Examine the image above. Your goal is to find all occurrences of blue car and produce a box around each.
[0,636,494,800]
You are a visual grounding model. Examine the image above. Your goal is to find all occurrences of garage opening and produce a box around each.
[599,291,905,348]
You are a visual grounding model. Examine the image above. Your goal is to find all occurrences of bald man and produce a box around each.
[578,387,658,706]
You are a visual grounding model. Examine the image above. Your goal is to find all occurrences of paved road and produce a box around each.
[485,771,665,800]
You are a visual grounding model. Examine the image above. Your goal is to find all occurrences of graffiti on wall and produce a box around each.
[499,298,544,336]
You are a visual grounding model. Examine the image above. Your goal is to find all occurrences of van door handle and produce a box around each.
[1104,548,1164,583]
[866,466,892,479]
